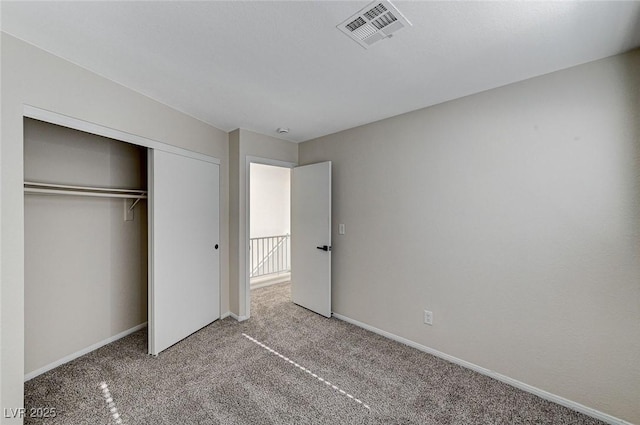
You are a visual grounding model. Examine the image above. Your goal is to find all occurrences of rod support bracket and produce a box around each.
[128,198,142,211]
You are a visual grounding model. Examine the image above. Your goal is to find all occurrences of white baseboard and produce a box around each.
[24,322,148,382]
[221,311,248,322]
[331,313,632,425]
[250,273,291,290]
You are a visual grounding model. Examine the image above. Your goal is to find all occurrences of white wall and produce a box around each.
[1,33,229,423]
[24,118,147,375]
[250,163,290,238]
[299,50,640,423]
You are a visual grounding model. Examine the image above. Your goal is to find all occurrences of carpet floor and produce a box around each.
[25,282,604,424]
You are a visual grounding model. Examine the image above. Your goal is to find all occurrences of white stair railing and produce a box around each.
[249,234,290,278]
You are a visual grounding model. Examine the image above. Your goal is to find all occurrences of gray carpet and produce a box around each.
[25,282,604,424]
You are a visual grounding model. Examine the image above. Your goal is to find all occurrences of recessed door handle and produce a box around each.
[316,245,331,251]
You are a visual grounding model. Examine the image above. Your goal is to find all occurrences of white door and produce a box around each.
[291,161,332,317]
[149,149,220,355]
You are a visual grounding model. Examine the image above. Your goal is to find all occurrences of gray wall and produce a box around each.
[1,33,229,422]
[299,50,640,423]
[24,118,147,375]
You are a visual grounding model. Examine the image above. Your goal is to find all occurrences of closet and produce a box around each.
[24,116,220,379]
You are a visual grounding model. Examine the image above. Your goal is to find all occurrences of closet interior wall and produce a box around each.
[23,118,148,376]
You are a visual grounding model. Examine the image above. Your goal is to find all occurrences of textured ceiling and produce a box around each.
[2,1,640,142]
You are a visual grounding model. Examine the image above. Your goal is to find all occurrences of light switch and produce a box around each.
[339,224,345,235]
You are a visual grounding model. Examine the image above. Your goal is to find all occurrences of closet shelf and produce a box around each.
[24,181,147,200]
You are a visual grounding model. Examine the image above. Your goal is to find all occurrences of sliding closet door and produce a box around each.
[149,149,220,355]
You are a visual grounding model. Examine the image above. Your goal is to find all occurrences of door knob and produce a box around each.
[316,245,331,251]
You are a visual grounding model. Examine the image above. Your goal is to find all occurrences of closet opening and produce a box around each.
[23,117,149,381]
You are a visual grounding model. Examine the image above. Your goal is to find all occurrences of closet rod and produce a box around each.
[24,188,147,200]
[24,181,146,194]
[24,181,147,200]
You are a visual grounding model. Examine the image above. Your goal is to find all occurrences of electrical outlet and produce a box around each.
[423,310,433,326]
[339,224,346,235]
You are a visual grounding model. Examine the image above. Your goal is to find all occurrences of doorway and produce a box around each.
[245,158,295,318]
[244,158,333,320]
[248,162,292,290]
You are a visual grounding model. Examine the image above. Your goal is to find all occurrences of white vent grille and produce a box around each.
[337,0,411,49]
[363,3,387,20]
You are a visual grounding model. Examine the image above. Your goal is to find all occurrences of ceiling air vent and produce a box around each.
[337,0,411,49]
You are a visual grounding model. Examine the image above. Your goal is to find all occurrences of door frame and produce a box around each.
[24,106,221,165]
[244,156,297,319]
[22,105,222,359]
